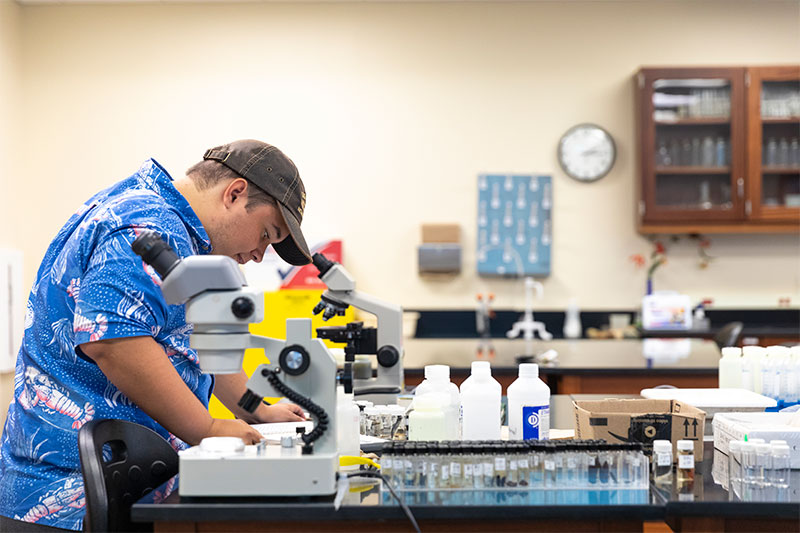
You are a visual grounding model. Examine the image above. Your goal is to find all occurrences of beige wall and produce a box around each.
[0,0,22,429]
[6,0,800,315]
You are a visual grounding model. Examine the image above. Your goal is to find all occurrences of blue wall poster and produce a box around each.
[477,174,552,277]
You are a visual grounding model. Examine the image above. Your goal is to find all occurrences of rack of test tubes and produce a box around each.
[380,440,648,492]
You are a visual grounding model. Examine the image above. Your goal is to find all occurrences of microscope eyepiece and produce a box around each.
[131,230,181,280]
[312,253,336,277]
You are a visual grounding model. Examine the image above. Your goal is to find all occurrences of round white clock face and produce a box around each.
[558,124,616,182]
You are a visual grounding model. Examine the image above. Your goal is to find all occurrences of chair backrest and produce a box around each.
[78,419,178,532]
[714,321,744,349]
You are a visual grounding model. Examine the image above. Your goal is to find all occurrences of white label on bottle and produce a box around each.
[656,452,671,467]
[474,463,483,477]
[383,458,392,470]
[555,457,563,468]
[510,459,518,471]
[452,462,461,476]
[520,459,529,469]
[421,462,428,475]
[465,463,473,476]
[588,456,596,466]
[522,405,550,440]
[495,458,506,471]
[678,454,694,469]
[567,457,577,469]
[441,464,449,481]
[484,461,494,476]
[632,457,641,467]
[544,460,555,471]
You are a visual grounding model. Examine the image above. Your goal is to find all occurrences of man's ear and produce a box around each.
[223,178,249,208]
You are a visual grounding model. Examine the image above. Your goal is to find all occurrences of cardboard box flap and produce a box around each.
[574,399,706,417]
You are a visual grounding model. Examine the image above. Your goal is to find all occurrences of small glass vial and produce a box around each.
[677,440,695,490]
[493,443,508,488]
[482,444,495,488]
[652,440,673,486]
[770,443,791,502]
[449,443,463,489]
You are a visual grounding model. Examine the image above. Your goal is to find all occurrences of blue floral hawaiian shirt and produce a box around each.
[0,159,214,530]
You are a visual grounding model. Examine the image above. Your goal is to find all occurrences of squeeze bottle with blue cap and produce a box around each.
[507,363,550,440]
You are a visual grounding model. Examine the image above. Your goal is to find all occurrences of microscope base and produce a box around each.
[179,445,338,496]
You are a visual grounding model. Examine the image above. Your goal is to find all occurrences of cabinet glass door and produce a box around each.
[651,78,735,214]
[759,79,800,209]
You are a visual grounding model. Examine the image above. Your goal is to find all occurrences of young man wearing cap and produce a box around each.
[0,140,312,532]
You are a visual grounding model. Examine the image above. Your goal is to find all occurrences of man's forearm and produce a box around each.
[79,336,215,445]
[213,370,270,423]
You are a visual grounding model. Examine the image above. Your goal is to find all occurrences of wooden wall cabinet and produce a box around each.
[636,66,800,234]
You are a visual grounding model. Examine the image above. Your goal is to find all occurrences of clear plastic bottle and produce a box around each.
[508,363,551,440]
[415,364,460,439]
[701,136,715,167]
[765,137,778,167]
[769,443,791,489]
[460,361,502,440]
[652,439,673,486]
[728,440,744,498]
[677,440,695,490]
[718,347,743,388]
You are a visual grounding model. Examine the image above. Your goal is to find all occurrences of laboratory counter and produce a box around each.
[132,395,800,533]
[402,338,721,394]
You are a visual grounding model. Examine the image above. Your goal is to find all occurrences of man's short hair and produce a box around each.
[186,160,277,211]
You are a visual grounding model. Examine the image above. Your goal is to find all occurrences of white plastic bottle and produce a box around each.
[460,361,502,440]
[336,386,360,457]
[563,299,582,339]
[414,365,460,439]
[768,345,791,403]
[743,346,766,394]
[408,393,448,441]
[718,347,743,389]
[507,363,550,440]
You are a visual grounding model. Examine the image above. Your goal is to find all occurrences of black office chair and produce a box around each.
[78,419,178,532]
[714,321,744,349]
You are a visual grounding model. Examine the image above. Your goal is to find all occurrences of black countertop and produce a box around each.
[132,395,799,527]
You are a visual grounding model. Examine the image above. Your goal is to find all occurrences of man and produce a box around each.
[0,140,310,532]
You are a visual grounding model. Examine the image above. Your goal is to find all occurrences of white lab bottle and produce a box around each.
[408,393,448,441]
[743,346,766,394]
[507,363,550,440]
[336,386,360,457]
[414,365,461,439]
[460,361,502,440]
[718,347,743,389]
[563,299,582,339]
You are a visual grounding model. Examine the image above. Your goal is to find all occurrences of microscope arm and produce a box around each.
[322,289,403,353]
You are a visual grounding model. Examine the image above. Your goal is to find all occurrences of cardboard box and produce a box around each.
[574,399,706,462]
[421,224,461,243]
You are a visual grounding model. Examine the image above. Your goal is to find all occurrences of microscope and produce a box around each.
[132,231,341,497]
[311,253,404,404]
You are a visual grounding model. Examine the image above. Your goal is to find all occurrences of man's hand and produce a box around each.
[208,419,263,445]
[259,403,306,423]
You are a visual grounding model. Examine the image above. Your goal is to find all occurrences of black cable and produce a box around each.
[346,471,420,533]
[264,370,328,448]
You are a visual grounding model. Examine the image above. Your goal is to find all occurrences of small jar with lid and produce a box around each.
[652,440,673,486]
[677,440,695,489]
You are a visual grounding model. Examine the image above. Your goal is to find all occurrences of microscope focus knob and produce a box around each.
[231,297,255,319]
[376,345,399,368]
[341,362,354,394]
